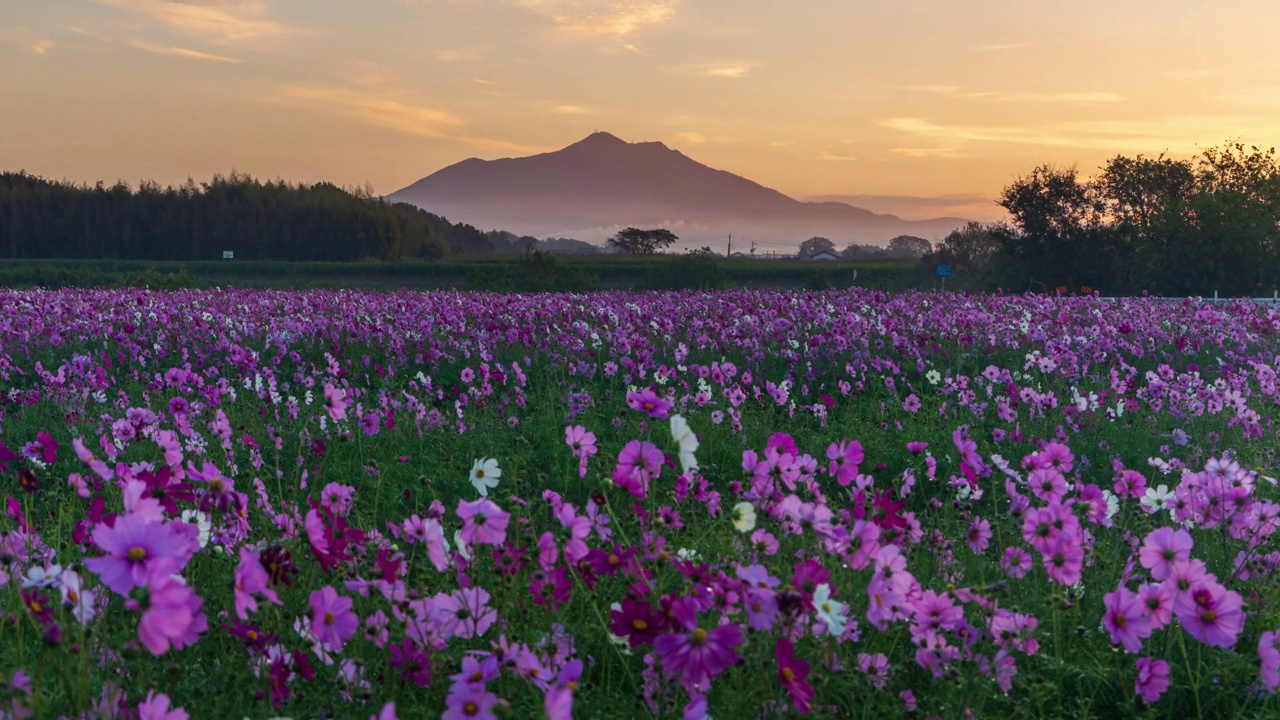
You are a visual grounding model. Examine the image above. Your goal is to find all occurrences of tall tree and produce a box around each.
[607,227,678,254]
[886,235,932,257]
[797,236,836,259]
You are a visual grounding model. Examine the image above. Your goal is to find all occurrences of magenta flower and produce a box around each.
[1041,534,1083,586]
[388,637,431,687]
[323,383,348,420]
[127,559,205,656]
[610,598,668,647]
[626,388,671,419]
[456,498,511,546]
[612,440,663,499]
[85,514,193,596]
[234,547,281,620]
[309,585,358,652]
[653,597,743,691]
[442,684,499,720]
[431,587,497,639]
[966,517,992,554]
[137,692,187,720]
[826,439,864,486]
[1259,630,1280,693]
[1102,587,1153,653]
[1134,657,1170,704]
[565,425,598,478]
[775,638,814,714]
[1138,527,1193,581]
[1175,582,1244,648]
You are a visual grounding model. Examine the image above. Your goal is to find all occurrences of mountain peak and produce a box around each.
[575,131,627,146]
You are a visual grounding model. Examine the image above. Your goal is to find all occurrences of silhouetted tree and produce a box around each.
[607,227,678,254]
[886,235,932,258]
[797,236,836,259]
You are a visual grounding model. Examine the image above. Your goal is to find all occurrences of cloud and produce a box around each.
[1212,86,1280,108]
[282,85,539,153]
[434,46,488,63]
[29,38,55,55]
[686,61,759,79]
[92,0,300,45]
[808,151,859,162]
[805,193,1005,221]
[905,85,1122,104]
[515,0,677,35]
[674,131,705,144]
[554,104,595,114]
[127,37,243,61]
[891,147,966,159]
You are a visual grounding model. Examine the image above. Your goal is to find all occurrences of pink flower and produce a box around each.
[1137,527,1193,581]
[612,440,663,499]
[309,585,358,652]
[128,559,205,656]
[85,514,193,596]
[775,638,814,714]
[431,587,497,639]
[1134,657,1170,703]
[234,547,281,620]
[323,383,348,421]
[443,684,499,720]
[565,425,598,478]
[1102,587,1153,653]
[653,597,743,692]
[457,498,511,546]
[1041,534,1083,586]
[626,388,671,419]
[1175,582,1244,649]
[826,439,863,486]
[137,692,187,720]
[1259,630,1280,693]
[370,703,397,720]
[966,517,992,554]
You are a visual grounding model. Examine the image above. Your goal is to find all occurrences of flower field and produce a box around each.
[3,287,1280,719]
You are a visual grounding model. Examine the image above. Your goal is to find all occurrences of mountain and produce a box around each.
[388,132,968,252]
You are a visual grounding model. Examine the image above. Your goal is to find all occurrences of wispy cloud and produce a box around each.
[674,131,705,144]
[808,151,859,162]
[92,0,301,45]
[554,104,595,115]
[29,38,55,55]
[434,46,488,63]
[683,60,760,79]
[906,85,1122,104]
[891,146,966,159]
[128,37,243,62]
[806,193,1005,221]
[514,0,677,36]
[282,85,539,153]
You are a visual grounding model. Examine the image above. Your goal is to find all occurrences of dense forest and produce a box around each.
[0,171,502,261]
[927,142,1280,296]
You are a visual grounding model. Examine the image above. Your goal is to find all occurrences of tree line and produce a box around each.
[926,141,1280,296]
[0,171,502,261]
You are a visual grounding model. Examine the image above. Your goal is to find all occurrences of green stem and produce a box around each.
[1177,628,1204,719]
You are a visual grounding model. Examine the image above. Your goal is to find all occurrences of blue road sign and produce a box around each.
[935,264,953,277]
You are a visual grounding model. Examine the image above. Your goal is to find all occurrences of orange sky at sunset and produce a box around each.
[5,0,1280,222]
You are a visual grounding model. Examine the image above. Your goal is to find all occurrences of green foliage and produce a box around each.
[468,249,602,292]
[979,141,1280,295]
[637,247,729,289]
[118,265,198,290]
[0,171,469,262]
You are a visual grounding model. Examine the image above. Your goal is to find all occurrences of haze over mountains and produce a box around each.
[389,133,968,253]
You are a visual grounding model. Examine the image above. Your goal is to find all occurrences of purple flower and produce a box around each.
[309,585,358,652]
[85,514,193,596]
[1103,586,1152,653]
[653,597,743,692]
[1138,527,1193,581]
[1134,657,1170,703]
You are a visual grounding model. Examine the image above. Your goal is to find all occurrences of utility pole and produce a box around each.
[727,233,732,257]
[750,240,757,256]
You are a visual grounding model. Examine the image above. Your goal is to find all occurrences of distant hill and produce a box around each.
[389,132,968,251]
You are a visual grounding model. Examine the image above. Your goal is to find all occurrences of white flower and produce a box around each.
[453,530,472,561]
[926,370,942,385]
[181,509,212,549]
[1141,484,1175,519]
[22,564,63,589]
[469,457,501,497]
[676,547,700,561]
[731,502,757,533]
[812,583,847,636]
[670,414,699,474]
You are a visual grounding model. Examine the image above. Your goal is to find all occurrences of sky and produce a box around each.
[4,0,1280,222]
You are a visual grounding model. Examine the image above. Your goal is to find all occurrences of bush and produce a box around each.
[637,248,729,290]
[469,250,601,292]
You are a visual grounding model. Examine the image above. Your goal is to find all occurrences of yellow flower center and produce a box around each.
[475,469,485,479]
[608,554,620,565]
[29,600,43,613]
[463,701,479,716]
[324,612,335,625]
[128,547,147,562]
[782,667,796,682]
[247,630,259,641]
[691,628,708,646]
[632,619,648,631]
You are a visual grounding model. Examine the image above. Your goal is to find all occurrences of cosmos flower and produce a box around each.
[309,586,358,653]
[775,638,814,714]
[469,457,502,497]
[653,597,743,691]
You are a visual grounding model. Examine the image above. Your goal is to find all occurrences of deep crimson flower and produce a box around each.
[871,491,906,530]
[775,638,814,713]
[388,637,432,687]
[610,598,667,647]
